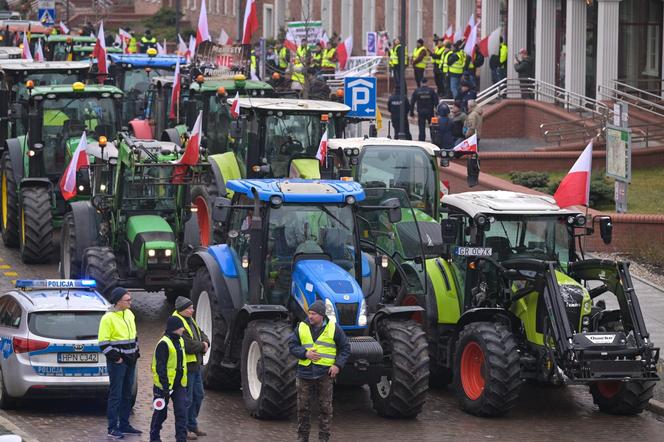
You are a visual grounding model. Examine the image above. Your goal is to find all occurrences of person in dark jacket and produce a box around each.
[150,316,188,442]
[289,300,350,442]
[387,86,412,140]
[434,102,455,150]
[173,297,209,440]
[458,80,477,113]
[450,101,467,143]
[514,48,534,98]
[410,78,438,142]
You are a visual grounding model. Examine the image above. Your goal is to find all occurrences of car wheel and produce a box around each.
[0,367,18,409]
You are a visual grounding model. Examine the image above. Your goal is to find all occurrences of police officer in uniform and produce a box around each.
[98,287,141,439]
[140,29,157,53]
[150,316,188,442]
[410,77,439,142]
[289,300,350,442]
[388,85,412,140]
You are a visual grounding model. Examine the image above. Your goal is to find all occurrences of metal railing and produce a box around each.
[540,118,604,146]
[630,122,664,148]
[324,56,387,89]
[598,81,664,119]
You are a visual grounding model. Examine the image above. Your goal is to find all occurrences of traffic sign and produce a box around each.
[344,77,377,118]
[38,0,55,25]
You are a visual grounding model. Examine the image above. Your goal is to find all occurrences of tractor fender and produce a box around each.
[369,305,424,335]
[68,201,100,258]
[4,138,24,184]
[206,154,228,196]
[129,119,153,139]
[20,177,52,190]
[226,304,290,360]
[161,128,182,146]
[456,308,521,335]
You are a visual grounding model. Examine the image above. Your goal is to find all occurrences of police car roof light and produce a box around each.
[15,279,98,290]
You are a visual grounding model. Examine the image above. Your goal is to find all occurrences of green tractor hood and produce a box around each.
[126,215,176,267]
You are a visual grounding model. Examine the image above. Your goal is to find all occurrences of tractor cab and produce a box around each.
[70,45,123,62]
[44,35,96,61]
[0,47,21,59]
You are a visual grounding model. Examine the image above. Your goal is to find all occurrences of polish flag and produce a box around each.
[284,29,298,53]
[178,34,188,55]
[92,22,108,84]
[242,0,258,44]
[218,28,232,45]
[336,36,353,70]
[230,92,240,119]
[442,25,454,42]
[34,39,44,62]
[59,21,69,35]
[157,41,166,55]
[59,132,90,201]
[479,27,502,57]
[173,112,203,183]
[453,134,478,153]
[553,140,593,208]
[188,35,196,62]
[315,129,328,164]
[464,23,478,56]
[196,0,211,47]
[464,14,475,40]
[169,57,181,120]
[21,33,32,60]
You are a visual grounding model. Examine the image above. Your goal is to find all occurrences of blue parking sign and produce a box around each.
[344,77,377,118]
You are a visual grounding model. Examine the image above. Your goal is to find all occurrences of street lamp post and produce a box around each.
[398,0,407,139]
[175,0,180,42]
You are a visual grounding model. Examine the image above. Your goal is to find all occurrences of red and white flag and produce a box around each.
[169,57,181,120]
[92,22,108,83]
[59,21,69,34]
[196,0,211,47]
[59,132,90,201]
[479,27,502,57]
[464,23,478,56]
[173,112,203,182]
[453,134,478,153]
[218,28,232,45]
[315,128,329,164]
[34,39,44,62]
[443,25,454,41]
[453,26,463,43]
[336,36,353,70]
[464,14,475,40]
[242,0,258,44]
[178,34,188,56]
[553,140,593,208]
[230,92,240,119]
[157,41,166,55]
[284,29,298,53]
[188,35,196,62]
[21,33,32,60]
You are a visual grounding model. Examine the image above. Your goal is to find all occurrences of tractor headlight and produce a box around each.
[345,195,356,205]
[324,298,337,324]
[165,249,172,257]
[358,299,367,327]
[582,316,590,326]
[148,249,156,257]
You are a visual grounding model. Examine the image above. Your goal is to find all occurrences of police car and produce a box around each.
[0,279,111,408]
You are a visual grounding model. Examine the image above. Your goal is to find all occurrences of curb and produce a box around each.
[631,272,664,294]
[0,412,40,442]
[647,399,664,416]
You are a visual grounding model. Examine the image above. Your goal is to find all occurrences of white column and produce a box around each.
[565,0,587,100]
[535,0,556,101]
[408,0,423,48]
[433,0,449,36]
[456,0,475,32]
[507,0,527,81]
[321,0,333,35]
[596,0,622,96]
[341,0,354,39]
[480,0,501,91]
[362,0,376,49]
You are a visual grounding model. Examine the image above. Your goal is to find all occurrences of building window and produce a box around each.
[215,0,221,14]
[264,4,275,38]
[301,0,314,21]
[341,0,353,39]
[408,0,422,47]
[233,0,238,17]
[191,0,198,11]
[362,0,375,49]
[321,0,333,34]
[643,24,660,76]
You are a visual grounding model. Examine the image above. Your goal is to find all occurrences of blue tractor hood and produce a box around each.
[292,259,365,330]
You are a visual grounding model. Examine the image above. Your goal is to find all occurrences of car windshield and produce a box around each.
[483,215,571,264]
[121,164,178,211]
[264,114,335,177]
[28,311,103,340]
[357,146,437,218]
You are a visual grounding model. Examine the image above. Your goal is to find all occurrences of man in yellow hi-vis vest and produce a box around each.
[411,38,429,88]
[289,300,350,442]
[150,316,188,442]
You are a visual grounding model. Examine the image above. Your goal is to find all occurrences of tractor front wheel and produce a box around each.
[241,319,296,419]
[369,320,430,418]
[0,153,19,247]
[82,247,119,300]
[19,186,54,264]
[590,380,655,415]
[454,322,522,416]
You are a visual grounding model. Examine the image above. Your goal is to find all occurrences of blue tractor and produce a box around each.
[188,178,430,419]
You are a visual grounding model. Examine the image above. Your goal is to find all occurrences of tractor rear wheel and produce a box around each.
[82,247,119,300]
[191,185,218,247]
[590,380,655,415]
[190,267,240,390]
[241,319,296,419]
[454,322,522,416]
[60,211,81,278]
[0,153,19,247]
[19,186,54,264]
[370,320,430,418]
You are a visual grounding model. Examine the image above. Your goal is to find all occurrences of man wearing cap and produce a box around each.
[173,297,209,440]
[150,316,188,442]
[289,300,351,442]
[98,287,141,440]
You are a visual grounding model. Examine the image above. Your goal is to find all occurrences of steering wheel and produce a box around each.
[279,138,305,155]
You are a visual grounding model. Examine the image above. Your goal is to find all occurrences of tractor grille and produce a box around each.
[336,303,358,326]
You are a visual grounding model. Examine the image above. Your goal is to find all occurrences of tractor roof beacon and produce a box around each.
[187,178,430,419]
[429,190,659,416]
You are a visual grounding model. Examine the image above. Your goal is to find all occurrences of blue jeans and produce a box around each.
[106,360,136,432]
[186,370,205,431]
[449,75,461,100]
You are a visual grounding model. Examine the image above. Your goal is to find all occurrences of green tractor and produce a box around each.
[43,35,96,61]
[65,133,206,301]
[0,81,123,262]
[430,191,659,416]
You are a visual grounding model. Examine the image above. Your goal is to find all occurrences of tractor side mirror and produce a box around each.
[467,155,480,188]
[211,197,231,223]
[382,197,402,223]
[440,219,458,244]
[597,216,612,244]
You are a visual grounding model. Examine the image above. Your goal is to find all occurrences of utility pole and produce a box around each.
[398,0,407,139]
[238,0,243,43]
[175,0,180,41]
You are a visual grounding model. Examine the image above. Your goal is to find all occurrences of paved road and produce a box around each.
[0,245,663,442]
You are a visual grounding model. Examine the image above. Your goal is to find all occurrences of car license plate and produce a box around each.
[57,352,99,363]
[454,246,493,257]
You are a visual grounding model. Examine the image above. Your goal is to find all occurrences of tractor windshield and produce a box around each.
[482,215,571,264]
[356,146,437,219]
[121,69,169,121]
[15,73,81,100]
[264,114,335,177]
[205,94,232,153]
[120,164,178,211]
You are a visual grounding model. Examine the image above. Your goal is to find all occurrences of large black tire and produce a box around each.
[454,322,522,416]
[429,362,454,388]
[19,186,54,264]
[0,368,17,409]
[82,246,119,300]
[370,320,430,418]
[0,152,19,247]
[60,211,81,278]
[589,380,655,415]
[190,267,241,390]
[241,319,296,419]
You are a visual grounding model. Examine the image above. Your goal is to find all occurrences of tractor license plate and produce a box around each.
[455,246,493,257]
[57,352,99,363]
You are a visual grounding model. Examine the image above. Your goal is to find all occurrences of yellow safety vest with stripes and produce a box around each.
[412,46,427,69]
[278,46,289,69]
[298,321,337,367]
[172,311,202,364]
[98,309,138,359]
[322,47,336,68]
[434,46,445,69]
[152,335,188,390]
[442,50,452,74]
[449,50,466,75]
[389,44,405,67]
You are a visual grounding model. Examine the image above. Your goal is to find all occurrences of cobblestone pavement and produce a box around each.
[0,248,663,442]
